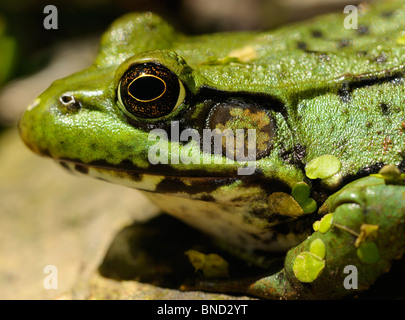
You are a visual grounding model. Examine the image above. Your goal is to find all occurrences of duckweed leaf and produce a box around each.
[319,213,333,233]
[293,251,325,283]
[309,238,326,259]
[305,155,341,180]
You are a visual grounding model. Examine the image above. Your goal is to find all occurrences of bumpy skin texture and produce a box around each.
[19,0,405,299]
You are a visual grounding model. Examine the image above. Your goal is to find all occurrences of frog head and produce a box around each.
[19,13,302,198]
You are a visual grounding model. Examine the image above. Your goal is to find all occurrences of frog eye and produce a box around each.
[117,63,186,119]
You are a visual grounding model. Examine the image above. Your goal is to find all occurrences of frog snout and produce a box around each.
[18,99,42,155]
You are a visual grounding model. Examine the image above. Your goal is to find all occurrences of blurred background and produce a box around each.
[0,0,370,300]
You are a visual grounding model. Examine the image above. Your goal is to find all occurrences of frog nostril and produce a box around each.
[59,94,81,110]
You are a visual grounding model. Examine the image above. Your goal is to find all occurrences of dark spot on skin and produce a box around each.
[89,142,98,152]
[311,30,323,38]
[375,53,388,64]
[117,142,137,155]
[380,103,390,116]
[280,144,307,169]
[381,10,394,18]
[318,53,330,62]
[356,51,368,57]
[127,172,142,182]
[338,39,352,48]
[338,83,351,103]
[74,164,89,174]
[357,25,369,35]
[297,41,307,50]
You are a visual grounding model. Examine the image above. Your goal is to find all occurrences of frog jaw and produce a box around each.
[57,158,240,195]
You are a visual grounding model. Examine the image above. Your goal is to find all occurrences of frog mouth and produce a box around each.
[57,159,242,194]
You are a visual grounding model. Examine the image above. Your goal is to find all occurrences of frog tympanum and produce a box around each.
[19,0,405,299]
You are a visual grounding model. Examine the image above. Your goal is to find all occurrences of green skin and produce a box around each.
[19,0,405,299]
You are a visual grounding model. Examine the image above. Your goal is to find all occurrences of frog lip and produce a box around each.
[57,159,240,181]
[57,159,299,198]
[58,159,243,195]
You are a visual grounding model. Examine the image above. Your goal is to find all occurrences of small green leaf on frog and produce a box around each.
[305,155,341,180]
[356,241,380,264]
[370,164,405,185]
[291,182,317,214]
[185,250,229,279]
[300,198,317,214]
[309,238,326,259]
[291,182,310,203]
[293,251,325,283]
[313,213,333,233]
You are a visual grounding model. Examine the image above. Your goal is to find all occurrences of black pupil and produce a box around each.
[129,76,165,101]
[119,63,182,119]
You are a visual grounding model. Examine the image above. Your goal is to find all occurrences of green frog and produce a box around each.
[19,0,405,299]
